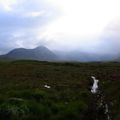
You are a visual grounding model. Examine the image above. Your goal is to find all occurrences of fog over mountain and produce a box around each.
[0,0,120,61]
[0,46,118,62]
[0,46,58,61]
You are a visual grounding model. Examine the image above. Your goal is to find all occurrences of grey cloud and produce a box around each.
[97,20,120,55]
[0,0,57,54]
[0,0,120,58]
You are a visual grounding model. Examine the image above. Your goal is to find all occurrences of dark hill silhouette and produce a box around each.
[0,46,58,61]
[0,46,118,62]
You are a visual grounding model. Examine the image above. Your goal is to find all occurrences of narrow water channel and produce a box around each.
[91,76,111,120]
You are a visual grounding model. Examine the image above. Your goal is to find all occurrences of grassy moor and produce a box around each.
[0,60,119,119]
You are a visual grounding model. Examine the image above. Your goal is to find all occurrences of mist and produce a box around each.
[0,0,120,61]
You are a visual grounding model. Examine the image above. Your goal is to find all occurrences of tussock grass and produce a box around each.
[0,60,119,119]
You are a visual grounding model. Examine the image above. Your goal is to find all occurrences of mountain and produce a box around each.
[0,46,118,62]
[0,46,58,61]
[54,51,118,62]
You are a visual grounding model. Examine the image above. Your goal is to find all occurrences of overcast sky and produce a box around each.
[0,0,120,55]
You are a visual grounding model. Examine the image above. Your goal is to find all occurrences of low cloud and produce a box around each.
[0,0,120,58]
[0,0,57,54]
[97,19,120,55]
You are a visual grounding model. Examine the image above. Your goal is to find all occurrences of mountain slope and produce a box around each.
[54,51,117,62]
[0,46,58,61]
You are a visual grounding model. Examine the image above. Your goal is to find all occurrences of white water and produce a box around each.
[105,104,111,120]
[91,76,99,94]
[90,76,111,120]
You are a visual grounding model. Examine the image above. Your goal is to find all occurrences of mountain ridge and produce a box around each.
[0,46,58,61]
[0,46,119,62]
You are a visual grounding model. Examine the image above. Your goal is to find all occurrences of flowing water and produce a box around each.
[91,76,99,94]
[91,76,111,120]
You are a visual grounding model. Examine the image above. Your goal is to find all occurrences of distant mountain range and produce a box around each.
[0,46,58,61]
[53,50,118,62]
[0,46,118,62]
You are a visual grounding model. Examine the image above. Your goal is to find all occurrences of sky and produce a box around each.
[0,0,120,55]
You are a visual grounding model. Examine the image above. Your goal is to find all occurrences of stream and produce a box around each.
[90,76,111,120]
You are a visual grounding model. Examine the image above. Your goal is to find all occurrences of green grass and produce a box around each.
[0,60,119,119]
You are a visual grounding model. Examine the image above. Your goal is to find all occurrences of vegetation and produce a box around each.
[0,60,119,120]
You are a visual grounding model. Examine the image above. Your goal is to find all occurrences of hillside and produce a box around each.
[0,46,118,62]
[0,60,119,119]
[0,46,58,61]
